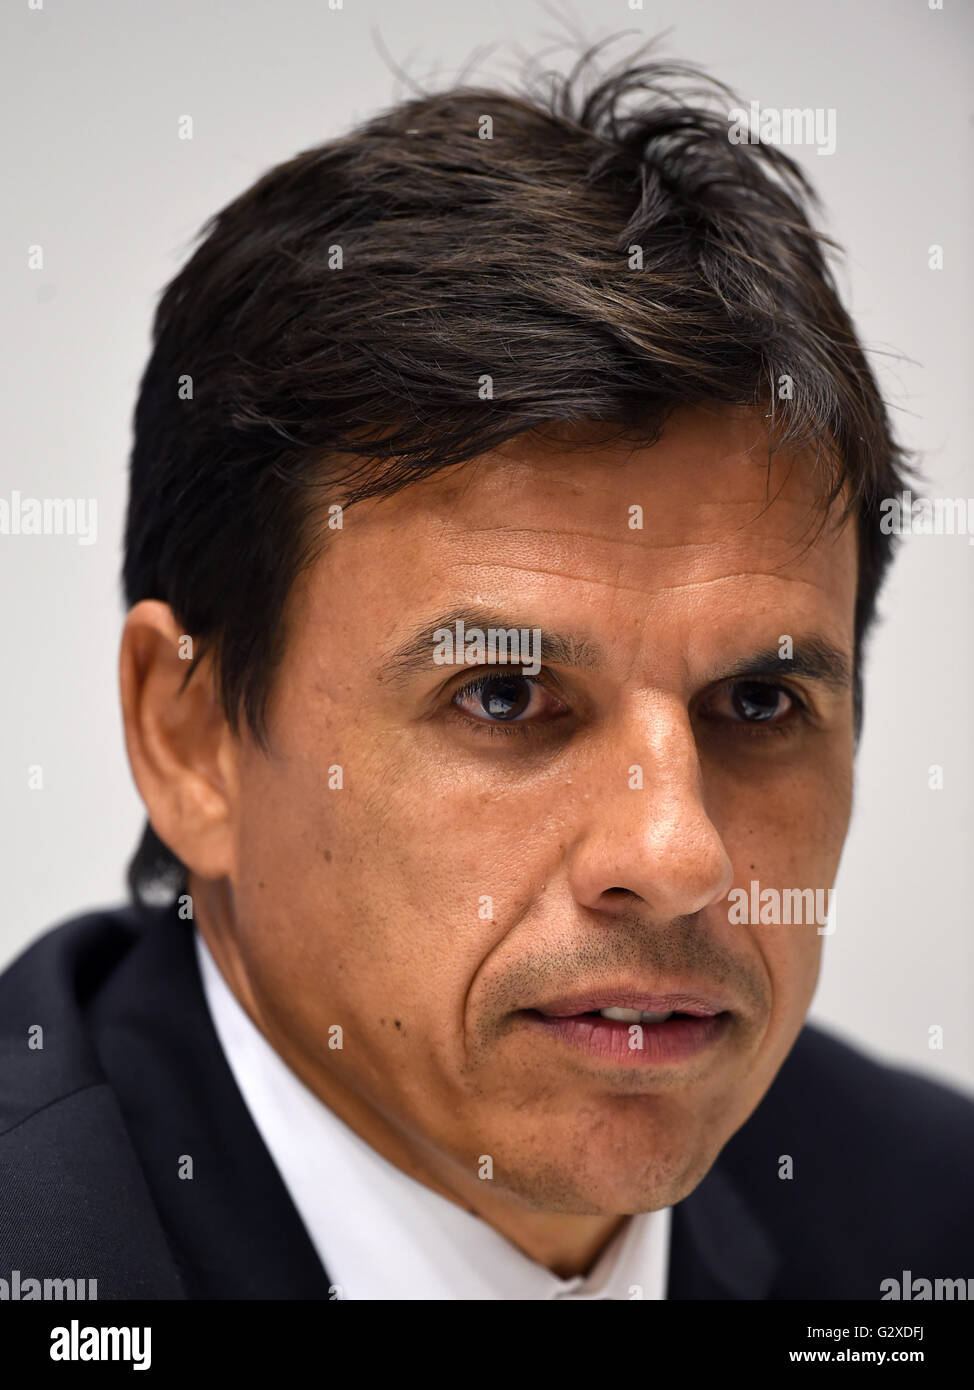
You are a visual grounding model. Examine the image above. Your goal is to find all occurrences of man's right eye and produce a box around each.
[451,672,567,729]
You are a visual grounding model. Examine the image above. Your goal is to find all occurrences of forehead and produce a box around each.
[311,408,858,648]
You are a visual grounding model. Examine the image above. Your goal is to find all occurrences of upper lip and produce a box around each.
[528,988,731,1018]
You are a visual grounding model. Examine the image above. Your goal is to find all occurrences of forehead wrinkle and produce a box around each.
[446,531,783,560]
[440,503,834,550]
[438,515,849,570]
[629,572,847,599]
[448,525,681,552]
[448,558,843,600]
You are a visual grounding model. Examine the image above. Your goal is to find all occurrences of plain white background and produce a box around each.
[1,0,971,1095]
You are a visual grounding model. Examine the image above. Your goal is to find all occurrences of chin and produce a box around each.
[494,1126,720,1217]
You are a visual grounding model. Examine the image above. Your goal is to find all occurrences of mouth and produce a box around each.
[519,990,733,1067]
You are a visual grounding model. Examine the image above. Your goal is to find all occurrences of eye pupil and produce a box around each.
[733,681,782,722]
[481,676,530,720]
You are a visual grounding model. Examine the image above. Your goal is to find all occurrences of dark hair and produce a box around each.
[123,43,911,905]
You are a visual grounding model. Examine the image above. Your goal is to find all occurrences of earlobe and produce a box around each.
[119,600,236,882]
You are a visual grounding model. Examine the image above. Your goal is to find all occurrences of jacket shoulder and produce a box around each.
[0,905,185,1297]
[758,1022,974,1153]
[0,905,145,1131]
[720,1023,974,1296]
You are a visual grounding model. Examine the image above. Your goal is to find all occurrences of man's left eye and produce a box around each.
[715,680,798,723]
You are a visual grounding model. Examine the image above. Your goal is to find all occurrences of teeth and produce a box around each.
[599,1007,673,1023]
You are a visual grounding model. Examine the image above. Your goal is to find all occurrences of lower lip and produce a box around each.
[521,1011,730,1065]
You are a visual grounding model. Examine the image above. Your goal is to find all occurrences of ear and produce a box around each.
[119,601,237,882]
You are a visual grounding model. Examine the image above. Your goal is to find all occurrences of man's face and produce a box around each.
[214,406,857,1216]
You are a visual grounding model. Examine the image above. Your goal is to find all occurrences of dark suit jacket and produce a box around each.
[1,900,972,1299]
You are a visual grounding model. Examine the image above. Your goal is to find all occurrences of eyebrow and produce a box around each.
[381,608,603,687]
[708,638,853,694]
[380,608,852,694]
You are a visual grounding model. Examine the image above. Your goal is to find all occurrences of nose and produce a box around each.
[565,704,733,922]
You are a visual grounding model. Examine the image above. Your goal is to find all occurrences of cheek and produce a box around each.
[713,729,854,882]
[756,925,824,1030]
[711,745,852,1027]
[229,732,563,1032]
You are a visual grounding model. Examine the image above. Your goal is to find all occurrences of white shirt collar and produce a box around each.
[194,927,670,1300]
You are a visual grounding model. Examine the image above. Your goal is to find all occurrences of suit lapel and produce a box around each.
[88,904,334,1299]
